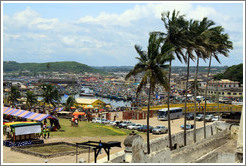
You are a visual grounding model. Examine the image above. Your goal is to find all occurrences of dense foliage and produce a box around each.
[213,63,243,84]
[3,61,105,74]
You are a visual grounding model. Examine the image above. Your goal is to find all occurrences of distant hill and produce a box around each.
[3,61,105,74]
[213,63,243,84]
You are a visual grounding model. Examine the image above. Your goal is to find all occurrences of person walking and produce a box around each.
[43,128,47,139]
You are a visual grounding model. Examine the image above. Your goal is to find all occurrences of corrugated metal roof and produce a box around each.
[75,98,104,104]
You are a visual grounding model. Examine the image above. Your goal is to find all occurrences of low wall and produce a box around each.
[171,130,230,163]
[97,150,125,163]
[143,121,229,153]
[99,121,230,163]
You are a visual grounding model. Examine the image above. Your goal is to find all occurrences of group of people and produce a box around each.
[40,123,50,139]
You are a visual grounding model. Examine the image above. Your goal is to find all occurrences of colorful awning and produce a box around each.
[13,110,32,118]
[3,107,58,122]
[3,108,19,115]
[3,107,12,114]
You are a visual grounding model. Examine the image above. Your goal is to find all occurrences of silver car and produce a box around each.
[212,116,221,121]
[152,126,168,134]
[205,115,214,122]
[133,124,142,130]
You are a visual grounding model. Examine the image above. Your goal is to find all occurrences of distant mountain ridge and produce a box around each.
[3,61,105,74]
[3,61,229,74]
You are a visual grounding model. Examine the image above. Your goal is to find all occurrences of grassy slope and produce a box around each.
[52,119,132,137]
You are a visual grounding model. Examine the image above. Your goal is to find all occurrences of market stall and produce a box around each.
[3,122,43,147]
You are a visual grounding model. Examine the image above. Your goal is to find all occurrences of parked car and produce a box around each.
[186,113,194,120]
[195,114,204,121]
[127,123,137,130]
[92,118,101,123]
[140,125,154,132]
[211,116,221,122]
[101,119,111,124]
[122,121,133,129]
[136,125,145,131]
[205,115,214,122]
[180,124,194,130]
[119,121,132,128]
[133,123,142,130]
[109,121,119,126]
[152,126,168,134]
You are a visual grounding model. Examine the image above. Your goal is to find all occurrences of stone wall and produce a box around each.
[171,130,230,163]
[143,121,229,153]
[99,121,230,163]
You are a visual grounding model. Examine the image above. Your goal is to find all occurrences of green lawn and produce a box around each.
[51,119,133,137]
[26,144,83,154]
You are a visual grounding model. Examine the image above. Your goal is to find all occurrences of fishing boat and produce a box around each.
[79,86,95,97]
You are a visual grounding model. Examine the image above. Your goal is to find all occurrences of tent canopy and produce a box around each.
[3,107,58,122]
[73,112,86,116]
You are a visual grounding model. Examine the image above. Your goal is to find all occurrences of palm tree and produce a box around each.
[190,81,201,96]
[26,90,38,110]
[180,19,198,146]
[65,96,76,111]
[203,26,233,138]
[40,84,60,110]
[160,10,187,149]
[125,33,173,154]
[191,17,215,143]
[9,86,21,106]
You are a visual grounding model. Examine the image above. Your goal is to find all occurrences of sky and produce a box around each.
[2,1,244,67]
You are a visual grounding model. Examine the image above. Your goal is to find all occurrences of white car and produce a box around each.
[92,118,101,123]
[101,119,111,124]
[205,115,214,122]
[212,116,221,122]
[152,126,168,134]
[127,123,137,130]
[133,124,142,130]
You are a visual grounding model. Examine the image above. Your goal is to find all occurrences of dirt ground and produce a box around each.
[2,115,212,163]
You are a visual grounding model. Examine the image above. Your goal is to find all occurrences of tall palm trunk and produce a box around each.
[193,57,199,143]
[204,56,212,139]
[167,60,173,150]
[184,53,190,146]
[147,86,151,154]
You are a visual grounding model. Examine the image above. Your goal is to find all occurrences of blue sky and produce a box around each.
[2,2,244,66]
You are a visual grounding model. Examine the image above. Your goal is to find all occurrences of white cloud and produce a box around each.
[4,7,59,30]
[77,3,193,27]
[3,3,243,66]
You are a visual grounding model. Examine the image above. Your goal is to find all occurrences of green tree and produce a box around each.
[9,86,20,106]
[203,25,233,138]
[190,17,215,143]
[65,96,76,111]
[40,84,60,109]
[26,90,38,110]
[125,33,173,154]
[160,10,187,149]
